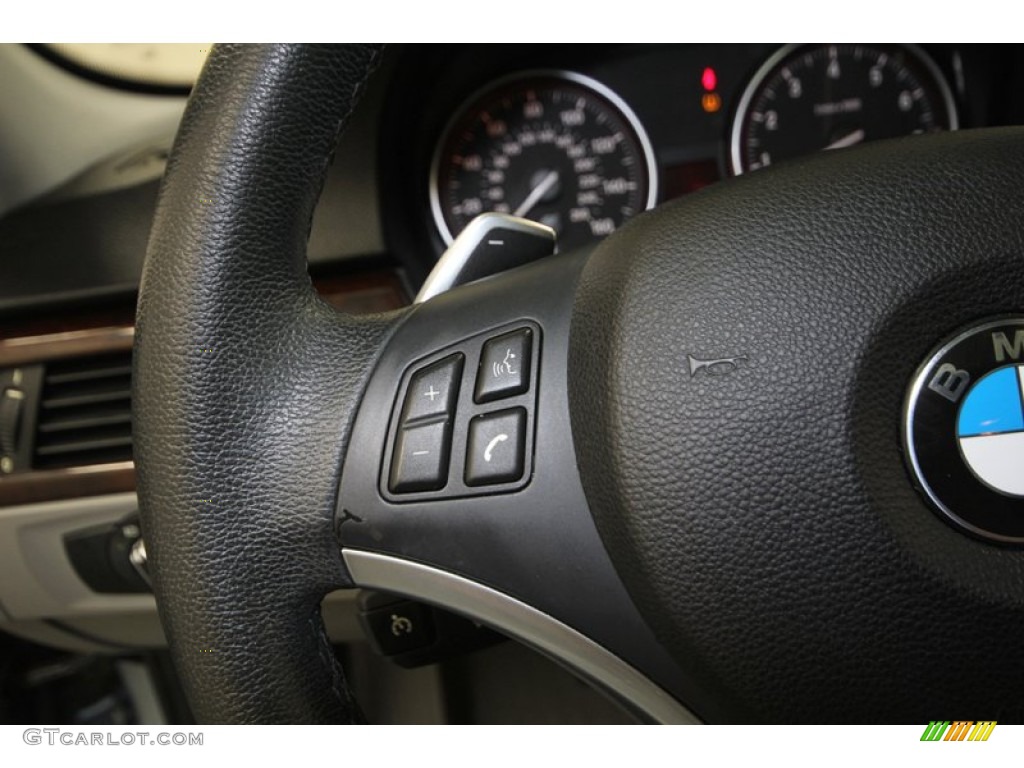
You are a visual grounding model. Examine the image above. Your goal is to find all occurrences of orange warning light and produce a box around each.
[701,93,722,113]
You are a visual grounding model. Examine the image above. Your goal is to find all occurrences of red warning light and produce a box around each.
[701,67,717,92]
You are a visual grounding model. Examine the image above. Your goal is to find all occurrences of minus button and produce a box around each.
[389,420,451,494]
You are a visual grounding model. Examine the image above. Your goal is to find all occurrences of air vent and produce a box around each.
[33,351,133,470]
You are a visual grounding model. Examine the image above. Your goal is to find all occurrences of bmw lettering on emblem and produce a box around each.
[905,318,1024,543]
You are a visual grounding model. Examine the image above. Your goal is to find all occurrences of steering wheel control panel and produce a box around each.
[381,321,540,502]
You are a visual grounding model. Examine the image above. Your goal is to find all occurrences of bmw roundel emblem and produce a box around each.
[905,318,1024,543]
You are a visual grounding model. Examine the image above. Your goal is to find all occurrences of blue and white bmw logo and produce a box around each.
[956,365,1024,497]
[905,318,1024,543]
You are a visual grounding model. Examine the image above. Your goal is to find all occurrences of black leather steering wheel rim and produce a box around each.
[134,44,397,723]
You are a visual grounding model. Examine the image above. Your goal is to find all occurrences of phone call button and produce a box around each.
[465,408,526,486]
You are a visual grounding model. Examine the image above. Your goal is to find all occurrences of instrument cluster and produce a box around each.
[380,44,986,277]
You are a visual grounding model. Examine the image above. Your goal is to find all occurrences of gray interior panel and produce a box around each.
[0,44,186,217]
[0,492,366,651]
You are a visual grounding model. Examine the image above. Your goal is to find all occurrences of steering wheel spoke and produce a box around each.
[336,249,699,722]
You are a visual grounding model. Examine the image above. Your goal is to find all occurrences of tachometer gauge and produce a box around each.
[730,44,958,174]
[431,71,658,251]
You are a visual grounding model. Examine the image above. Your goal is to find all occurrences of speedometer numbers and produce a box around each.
[730,45,958,174]
[431,72,658,252]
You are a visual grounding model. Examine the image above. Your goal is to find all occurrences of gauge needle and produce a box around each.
[514,170,560,218]
[823,129,867,151]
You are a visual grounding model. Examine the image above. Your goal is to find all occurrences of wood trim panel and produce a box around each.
[0,463,136,507]
[0,326,135,368]
[314,271,408,314]
[0,269,408,507]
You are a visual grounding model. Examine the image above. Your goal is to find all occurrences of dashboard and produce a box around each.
[0,43,1022,720]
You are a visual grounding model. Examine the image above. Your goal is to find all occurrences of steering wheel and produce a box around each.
[134,44,1024,723]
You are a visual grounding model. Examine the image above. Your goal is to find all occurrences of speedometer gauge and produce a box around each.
[431,71,658,251]
[730,44,958,175]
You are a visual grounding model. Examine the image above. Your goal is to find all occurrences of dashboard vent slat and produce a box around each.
[35,434,133,457]
[42,388,131,409]
[44,364,133,385]
[37,409,132,433]
[33,351,133,470]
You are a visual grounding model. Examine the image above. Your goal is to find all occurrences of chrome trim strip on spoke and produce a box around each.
[342,548,701,724]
